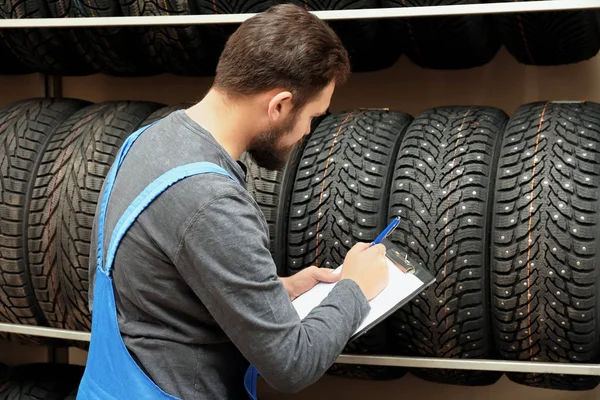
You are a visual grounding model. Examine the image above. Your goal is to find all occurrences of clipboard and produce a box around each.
[291,237,436,342]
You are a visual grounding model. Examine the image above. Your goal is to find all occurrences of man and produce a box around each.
[80,4,389,399]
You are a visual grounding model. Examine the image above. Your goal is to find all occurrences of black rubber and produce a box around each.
[272,136,314,276]
[383,0,501,69]
[241,113,329,276]
[0,1,93,75]
[0,31,31,74]
[290,0,402,72]
[386,106,507,386]
[0,363,8,388]
[46,0,158,76]
[239,152,285,266]
[0,363,84,400]
[286,109,412,379]
[0,99,89,331]
[63,389,78,400]
[118,1,275,76]
[491,101,600,390]
[28,101,163,332]
[488,1,600,66]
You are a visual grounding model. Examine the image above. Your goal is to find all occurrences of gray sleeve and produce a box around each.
[173,188,371,393]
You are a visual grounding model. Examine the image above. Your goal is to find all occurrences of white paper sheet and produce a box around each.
[291,258,425,336]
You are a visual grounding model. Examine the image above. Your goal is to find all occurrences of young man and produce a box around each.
[81,4,389,399]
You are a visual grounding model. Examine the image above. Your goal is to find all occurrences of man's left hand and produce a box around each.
[280,266,341,301]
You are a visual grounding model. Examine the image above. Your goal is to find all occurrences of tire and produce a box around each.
[383,0,501,70]
[0,31,31,74]
[0,1,93,75]
[46,0,159,76]
[0,363,8,387]
[286,109,412,380]
[0,363,84,400]
[488,1,600,66]
[289,0,402,72]
[118,1,277,76]
[28,101,163,332]
[386,106,507,386]
[491,101,600,390]
[239,152,285,269]
[241,113,328,276]
[0,99,89,331]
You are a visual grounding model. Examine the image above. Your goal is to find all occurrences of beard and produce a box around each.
[246,111,299,171]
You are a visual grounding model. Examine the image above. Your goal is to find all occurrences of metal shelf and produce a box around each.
[2,322,600,375]
[0,322,90,342]
[0,1,598,28]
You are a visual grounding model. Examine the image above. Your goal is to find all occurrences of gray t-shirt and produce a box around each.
[88,110,370,399]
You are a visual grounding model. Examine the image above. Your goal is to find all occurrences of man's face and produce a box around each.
[247,81,335,170]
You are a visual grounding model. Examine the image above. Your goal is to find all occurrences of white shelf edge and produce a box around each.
[2,323,600,375]
[336,355,600,376]
[0,1,598,28]
[0,323,90,342]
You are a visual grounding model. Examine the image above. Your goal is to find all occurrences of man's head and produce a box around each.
[213,4,350,170]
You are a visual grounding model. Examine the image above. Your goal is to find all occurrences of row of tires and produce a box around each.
[0,98,599,391]
[0,363,82,400]
[268,101,600,391]
[0,0,599,76]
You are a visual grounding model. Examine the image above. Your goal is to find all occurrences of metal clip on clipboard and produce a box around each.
[371,216,416,274]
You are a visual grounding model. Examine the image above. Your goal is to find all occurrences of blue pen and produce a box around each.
[371,216,401,246]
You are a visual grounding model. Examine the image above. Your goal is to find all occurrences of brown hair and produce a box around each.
[213,4,350,109]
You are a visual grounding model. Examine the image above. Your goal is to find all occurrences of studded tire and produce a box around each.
[491,101,600,391]
[0,363,84,400]
[386,106,508,386]
[286,109,412,379]
[383,0,501,70]
[241,113,328,276]
[487,0,600,66]
[0,98,89,334]
[27,101,163,332]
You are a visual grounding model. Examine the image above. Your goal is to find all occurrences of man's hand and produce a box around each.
[280,266,341,301]
[341,242,388,301]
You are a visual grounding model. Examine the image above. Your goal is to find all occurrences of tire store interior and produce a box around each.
[1,1,600,399]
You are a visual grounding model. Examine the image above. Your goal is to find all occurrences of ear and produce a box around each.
[267,90,293,123]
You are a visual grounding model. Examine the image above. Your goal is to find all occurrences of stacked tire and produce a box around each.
[0,99,171,341]
[1,98,600,391]
[0,1,599,76]
[0,363,83,399]
[386,106,507,386]
[491,101,600,390]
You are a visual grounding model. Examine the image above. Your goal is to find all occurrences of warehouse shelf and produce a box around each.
[0,323,90,342]
[0,0,599,28]
[3,1,600,396]
[2,322,600,376]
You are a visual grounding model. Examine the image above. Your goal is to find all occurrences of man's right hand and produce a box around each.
[340,242,389,301]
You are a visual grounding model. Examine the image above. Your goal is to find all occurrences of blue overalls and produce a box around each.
[77,122,260,399]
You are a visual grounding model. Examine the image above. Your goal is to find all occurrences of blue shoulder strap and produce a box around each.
[97,122,156,274]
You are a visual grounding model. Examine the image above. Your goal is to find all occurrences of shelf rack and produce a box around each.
[2,0,600,379]
[2,322,600,376]
[0,0,598,27]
